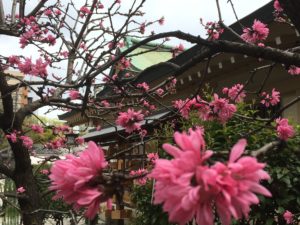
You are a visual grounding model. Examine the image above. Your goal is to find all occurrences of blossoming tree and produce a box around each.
[0,0,300,224]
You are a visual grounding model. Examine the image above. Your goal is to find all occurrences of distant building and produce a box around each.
[0,70,30,113]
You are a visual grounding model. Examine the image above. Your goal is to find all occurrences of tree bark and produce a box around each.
[10,141,44,225]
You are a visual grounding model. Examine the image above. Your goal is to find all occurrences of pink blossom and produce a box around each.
[276,118,295,141]
[130,169,148,185]
[6,131,17,143]
[147,152,159,164]
[283,210,293,224]
[155,88,164,96]
[20,136,33,149]
[150,129,271,225]
[288,65,300,75]
[210,94,237,123]
[97,3,104,9]
[31,124,44,134]
[40,169,49,175]
[69,90,81,100]
[49,141,109,219]
[274,0,283,12]
[45,34,56,46]
[222,84,246,103]
[116,108,144,133]
[8,55,20,65]
[17,187,26,193]
[158,16,165,25]
[60,51,69,58]
[101,100,110,108]
[137,82,149,92]
[260,89,280,107]
[80,6,92,18]
[44,9,53,16]
[75,137,85,145]
[31,58,48,77]
[139,22,146,34]
[241,20,269,44]
[54,9,62,16]
[18,58,33,74]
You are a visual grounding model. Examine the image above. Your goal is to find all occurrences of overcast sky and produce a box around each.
[0,0,271,119]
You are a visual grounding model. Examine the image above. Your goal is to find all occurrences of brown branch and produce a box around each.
[251,141,281,158]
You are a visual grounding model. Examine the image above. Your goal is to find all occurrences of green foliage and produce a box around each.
[130,181,174,225]
[130,98,300,225]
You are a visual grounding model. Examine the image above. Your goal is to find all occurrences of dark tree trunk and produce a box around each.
[11,142,44,225]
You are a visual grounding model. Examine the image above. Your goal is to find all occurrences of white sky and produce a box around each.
[0,0,271,119]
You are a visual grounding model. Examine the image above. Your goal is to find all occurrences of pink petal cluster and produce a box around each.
[137,82,150,92]
[274,0,283,12]
[283,210,294,224]
[200,19,224,40]
[210,94,237,123]
[6,131,18,143]
[45,137,66,149]
[115,108,144,133]
[31,124,44,134]
[53,125,71,134]
[79,6,92,18]
[158,16,165,25]
[288,65,300,75]
[69,90,81,100]
[165,78,177,94]
[241,20,269,44]
[17,187,26,193]
[275,118,295,141]
[75,137,85,145]
[40,169,49,175]
[9,57,49,78]
[20,136,33,149]
[261,89,280,107]
[150,128,271,225]
[130,169,148,185]
[147,152,159,164]
[222,84,246,103]
[155,88,164,96]
[49,141,109,219]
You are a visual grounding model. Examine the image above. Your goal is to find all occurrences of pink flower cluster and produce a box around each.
[150,128,271,225]
[17,187,26,193]
[147,152,159,164]
[274,0,283,12]
[288,65,300,75]
[260,89,280,107]
[31,124,44,134]
[53,125,71,134]
[69,90,81,100]
[165,78,177,94]
[172,44,184,57]
[75,137,85,145]
[276,118,295,141]
[79,6,92,18]
[174,94,237,123]
[241,20,269,44]
[283,210,294,224]
[200,19,224,40]
[130,168,148,185]
[222,84,246,103]
[20,136,34,149]
[19,16,56,48]
[137,82,150,92]
[116,108,144,133]
[45,137,66,150]
[49,142,109,219]
[6,131,33,149]
[9,56,49,78]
